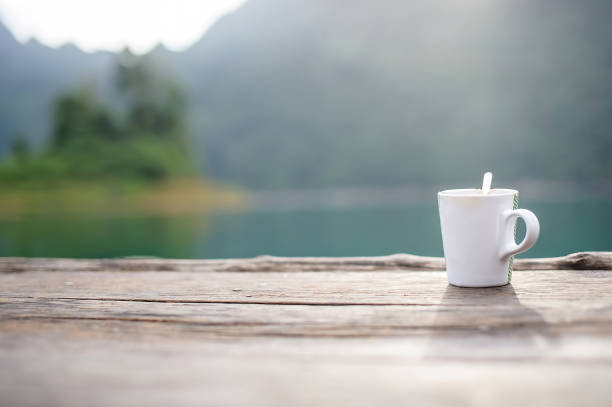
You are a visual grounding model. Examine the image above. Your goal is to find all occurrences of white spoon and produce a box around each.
[481,172,492,195]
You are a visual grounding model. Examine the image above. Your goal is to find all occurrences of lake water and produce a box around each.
[0,199,610,259]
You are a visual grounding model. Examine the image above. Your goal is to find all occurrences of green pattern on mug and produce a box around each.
[508,193,519,282]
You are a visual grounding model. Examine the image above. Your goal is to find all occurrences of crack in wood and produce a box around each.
[1,251,610,273]
[6,296,443,306]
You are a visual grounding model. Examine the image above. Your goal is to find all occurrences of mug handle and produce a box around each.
[499,209,540,260]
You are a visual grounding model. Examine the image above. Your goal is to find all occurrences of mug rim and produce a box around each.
[438,188,518,198]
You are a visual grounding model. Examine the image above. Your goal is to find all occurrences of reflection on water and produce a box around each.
[0,200,609,258]
[0,215,210,258]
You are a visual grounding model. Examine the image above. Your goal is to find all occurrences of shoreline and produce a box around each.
[0,178,247,219]
[0,178,610,218]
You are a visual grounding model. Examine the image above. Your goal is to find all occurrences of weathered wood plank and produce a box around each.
[1,297,611,339]
[1,336,611,407]
[1,251,610,273]
[2,261,612,407]
[1,270,611,339]
[1,269,611,306]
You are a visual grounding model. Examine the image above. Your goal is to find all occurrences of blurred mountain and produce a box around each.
[0,21,113,156]
[1,0,612,187]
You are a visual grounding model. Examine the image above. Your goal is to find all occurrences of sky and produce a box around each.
[0,0,247,53]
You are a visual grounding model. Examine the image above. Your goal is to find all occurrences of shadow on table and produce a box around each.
[425,284,551,360]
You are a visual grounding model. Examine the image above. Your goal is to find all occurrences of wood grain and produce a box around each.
[1,251,610,273]
[1,258,612,407]
[2,269,611,306]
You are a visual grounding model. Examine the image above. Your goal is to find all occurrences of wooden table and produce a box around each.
[1,252,611,407]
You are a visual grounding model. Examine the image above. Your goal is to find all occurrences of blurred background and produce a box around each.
[0,0,610,258]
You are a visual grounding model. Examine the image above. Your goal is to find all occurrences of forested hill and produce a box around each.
[0,22,113,156]
[1,0,612,188]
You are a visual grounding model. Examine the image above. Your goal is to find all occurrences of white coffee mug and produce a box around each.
[438,188,540,287]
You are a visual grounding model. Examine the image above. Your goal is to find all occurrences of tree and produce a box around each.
[14,52,196,182]
[115,49,187,142]
[51,86,118,148]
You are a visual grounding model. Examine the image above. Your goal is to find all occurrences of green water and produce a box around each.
[0,200,610,259]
